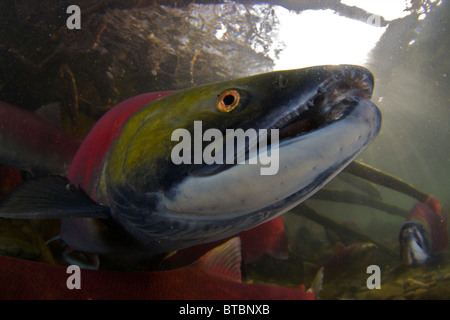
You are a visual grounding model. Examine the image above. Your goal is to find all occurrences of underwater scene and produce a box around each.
[0,0,448,300]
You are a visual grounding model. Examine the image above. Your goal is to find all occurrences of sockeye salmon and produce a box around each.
[400,195,447,266]
[0,65,382,258]
[0,100,82,175]
[0,237,315,300]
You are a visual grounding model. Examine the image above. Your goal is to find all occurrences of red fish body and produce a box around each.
[67,91,175,200]
[406,195,447,253]
[240,216,288,263]
[0,238,313,300]
[0,101,82,176]
[163,217,288,269]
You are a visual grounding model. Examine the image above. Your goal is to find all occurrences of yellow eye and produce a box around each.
[217,90,240,112]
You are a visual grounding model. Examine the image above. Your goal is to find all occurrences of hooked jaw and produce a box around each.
[272,65,375,144]
[400,222,430,266]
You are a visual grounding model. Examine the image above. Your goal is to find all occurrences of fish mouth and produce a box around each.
[274,66,374,144]
[400,221,430,266]
[191,65,375,176]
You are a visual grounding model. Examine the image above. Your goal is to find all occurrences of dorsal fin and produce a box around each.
[0,176,109,219]
[195,237,242,282]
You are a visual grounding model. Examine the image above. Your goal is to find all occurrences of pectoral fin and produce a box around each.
[195,237,242,282]
[0,176,109,219]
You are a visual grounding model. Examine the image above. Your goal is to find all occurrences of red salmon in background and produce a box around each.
[0,238,313,300]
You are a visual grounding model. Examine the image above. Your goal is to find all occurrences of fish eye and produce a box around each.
[217,90,240,112]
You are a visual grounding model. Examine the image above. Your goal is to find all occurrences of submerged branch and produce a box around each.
[313,188,409,218]
[345,161,429,202]
[338,172,382,200]
[291,204,397,257]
